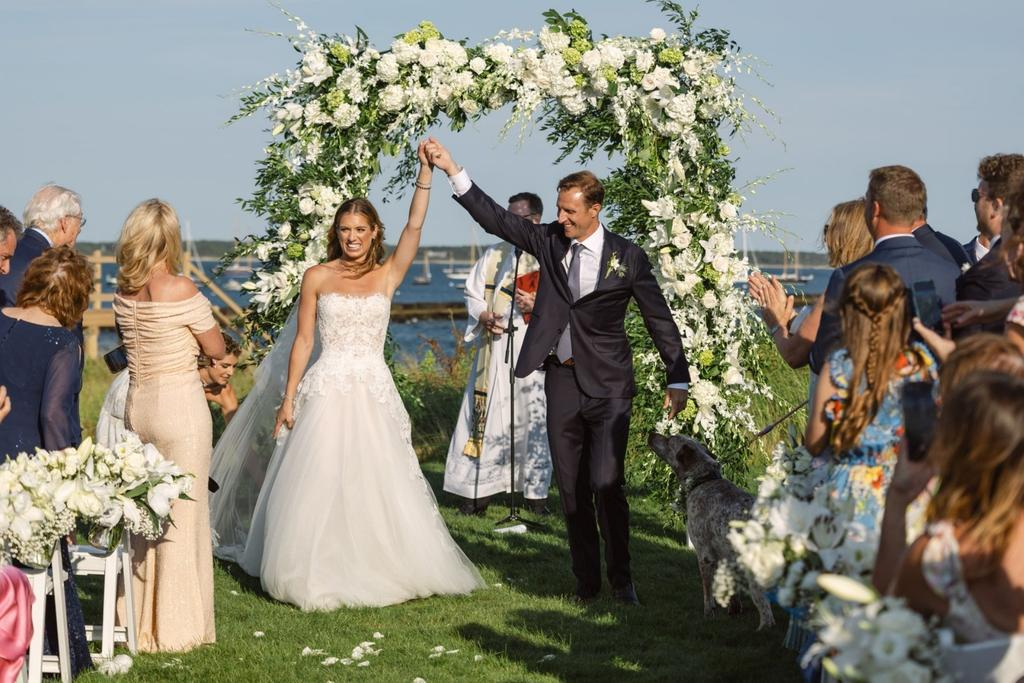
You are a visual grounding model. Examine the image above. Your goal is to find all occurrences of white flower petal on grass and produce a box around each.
[474,655,484,662]
[428,653,443,659]
[539,654,557,662]
[301,647,327,657]
[432,645,446,653]
[253,631,265,638]
[96,654,133,675]
[230,590,240,596]
[341,658,353,666]
[357,661,370,667]
[373,632,384,639]
[322,657,339,666]
[413,678,427,683]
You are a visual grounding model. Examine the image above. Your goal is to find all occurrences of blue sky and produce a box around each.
[2,1,1020,250]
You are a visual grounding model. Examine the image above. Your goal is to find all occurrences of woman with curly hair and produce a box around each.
[804,263,938,531]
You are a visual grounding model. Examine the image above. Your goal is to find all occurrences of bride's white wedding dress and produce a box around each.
[235,292,484,610]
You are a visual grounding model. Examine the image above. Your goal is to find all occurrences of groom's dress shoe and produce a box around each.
[612,584,641,606]
[570,592,597,606]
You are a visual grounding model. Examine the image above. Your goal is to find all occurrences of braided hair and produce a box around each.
[830,264,913,454]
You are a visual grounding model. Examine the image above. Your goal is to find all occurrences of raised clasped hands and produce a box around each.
[423,137,459,176]
[416,138,433,170]
[663,387,688,420]
[0,385,10,424]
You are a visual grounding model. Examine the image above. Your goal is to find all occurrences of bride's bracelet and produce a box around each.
[414,180,432,190]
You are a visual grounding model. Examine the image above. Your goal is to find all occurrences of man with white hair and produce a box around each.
[0,184,84,305]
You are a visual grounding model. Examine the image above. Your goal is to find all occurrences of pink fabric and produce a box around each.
[0,565,34,683]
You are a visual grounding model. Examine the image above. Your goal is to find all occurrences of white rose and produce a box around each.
[469,57,487,74]
[682,58,701,79]
[484,43,513,65]
[649,28,667,43]
[664,94,696,123]
[376,53,400,82]
[634,49,654,73]
[436,84,454,103]
[539,27,571,53]
[868,631,911,671]
[701,291,717,308]
[876,608,927,639]
[718,201,738,220]
[580,49,602,72]
[301,49,333,86]
[460,99,480,115]
[297,197,316,216]
[278,222,292,239]
[418,47,440,69]
[659,252,676,279]
[723,366,743,385]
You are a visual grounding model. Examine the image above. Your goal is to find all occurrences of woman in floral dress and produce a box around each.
[804,263,938,534]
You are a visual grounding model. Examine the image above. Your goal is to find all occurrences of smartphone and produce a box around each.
[911,280,942,331]
[902,381,937,462]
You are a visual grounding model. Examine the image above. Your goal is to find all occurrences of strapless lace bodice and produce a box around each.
[295,293,410,443]
[316,292,390,357]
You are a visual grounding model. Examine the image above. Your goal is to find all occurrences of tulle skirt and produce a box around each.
[237,373,484,610]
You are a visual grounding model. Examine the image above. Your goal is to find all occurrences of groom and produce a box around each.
[427,139,690,605]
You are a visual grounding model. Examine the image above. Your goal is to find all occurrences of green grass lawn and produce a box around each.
[75,462,796,682]
[71,351,803,682]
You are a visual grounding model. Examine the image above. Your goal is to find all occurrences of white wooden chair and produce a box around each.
[940,629,1024,682]
[69,537,137,660]
[23,544,71,683]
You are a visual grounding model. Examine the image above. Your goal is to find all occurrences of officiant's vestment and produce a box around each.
[451,172,689,595]
[443,245,553,502]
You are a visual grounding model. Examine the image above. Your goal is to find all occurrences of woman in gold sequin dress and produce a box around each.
[114,199,226,652]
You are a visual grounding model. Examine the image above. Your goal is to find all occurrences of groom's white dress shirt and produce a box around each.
[449,168,688,390]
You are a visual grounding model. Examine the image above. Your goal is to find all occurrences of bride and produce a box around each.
[212,141,483,610]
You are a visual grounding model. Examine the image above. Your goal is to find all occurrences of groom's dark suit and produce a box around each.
[455,182,689,595]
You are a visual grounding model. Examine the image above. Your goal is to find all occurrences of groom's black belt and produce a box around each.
[547,355,575,367]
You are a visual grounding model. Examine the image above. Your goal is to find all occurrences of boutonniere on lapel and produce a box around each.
[605,251,627,279]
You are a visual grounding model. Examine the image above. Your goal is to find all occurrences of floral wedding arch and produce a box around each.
[229,2,775,489]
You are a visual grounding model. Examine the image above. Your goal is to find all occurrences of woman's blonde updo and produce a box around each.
[115,199,183,295]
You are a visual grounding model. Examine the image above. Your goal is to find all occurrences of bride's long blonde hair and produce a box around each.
[115,199,183,294]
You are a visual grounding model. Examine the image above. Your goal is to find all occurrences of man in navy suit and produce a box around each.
[427,138,689,606]
[810,166,961,373]
[0,206,21,280]
[0,184,84,306]
[912,215,969,269]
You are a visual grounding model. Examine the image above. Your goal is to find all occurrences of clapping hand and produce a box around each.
[747,272,793,329]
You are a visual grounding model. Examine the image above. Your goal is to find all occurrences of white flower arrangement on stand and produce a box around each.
[723,439,875,611]
[228,2,777,489]
[0,453,76,567]
[0,435,194,564]
[807,574,948,682]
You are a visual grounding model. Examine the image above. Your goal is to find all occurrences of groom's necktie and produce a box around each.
[556,243,583,362]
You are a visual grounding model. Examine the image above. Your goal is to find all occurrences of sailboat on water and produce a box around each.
[413,251,432,285]
[775,250,814,284]
[445,223,479,288]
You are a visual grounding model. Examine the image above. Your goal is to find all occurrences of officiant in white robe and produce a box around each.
[443,193,552,515]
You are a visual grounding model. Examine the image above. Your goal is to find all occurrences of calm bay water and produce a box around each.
[96,260,831,361]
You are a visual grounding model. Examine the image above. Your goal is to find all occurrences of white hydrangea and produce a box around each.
[332,103,359,129]
[484,43,514,65]
[379,85,407,112]
[376,53,400,82]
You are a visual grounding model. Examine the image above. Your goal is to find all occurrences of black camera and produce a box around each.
[103,345,128,373]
